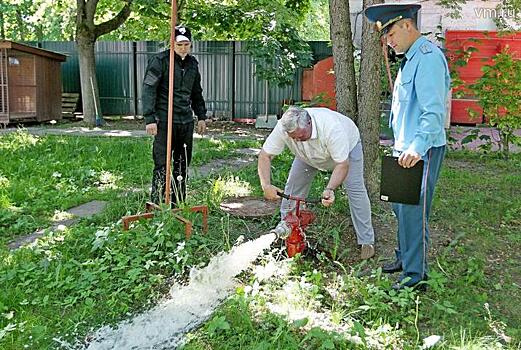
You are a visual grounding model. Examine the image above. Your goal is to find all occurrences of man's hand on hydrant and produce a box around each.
[262,184,283,201]
[321,188,335,207]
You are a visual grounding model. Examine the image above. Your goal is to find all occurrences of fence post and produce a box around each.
[231,41,236,120]
[132,41,138,117]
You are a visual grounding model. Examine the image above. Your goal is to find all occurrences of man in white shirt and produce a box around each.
[258,106,375,259]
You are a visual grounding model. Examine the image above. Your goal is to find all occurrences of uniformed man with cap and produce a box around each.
[364,4,450,290]
[142,25,208,206]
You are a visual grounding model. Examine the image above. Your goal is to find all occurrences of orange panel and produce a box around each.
[312,56,336,110]
[451,99,483,125]
[301,56,337,110]
[446,30,521,125]
[302,68,314,101]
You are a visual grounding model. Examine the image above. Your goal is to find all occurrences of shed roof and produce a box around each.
[0,40,66,62]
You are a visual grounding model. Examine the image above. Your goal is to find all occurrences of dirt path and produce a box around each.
[0,121,271,142]
[7,147,260,250]
[2,121,518,152]
[3,120,510,263]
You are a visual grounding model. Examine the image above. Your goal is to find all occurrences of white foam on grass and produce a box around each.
[83,233,275,350]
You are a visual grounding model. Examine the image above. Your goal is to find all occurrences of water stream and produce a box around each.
[81,233,275,350]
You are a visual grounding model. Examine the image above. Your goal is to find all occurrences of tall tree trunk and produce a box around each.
[358,0,384,200]
[76,35,99,125]
[328,0,358,121]
[75,0,132,126]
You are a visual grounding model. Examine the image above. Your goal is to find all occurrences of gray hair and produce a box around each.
[280,106,310,133]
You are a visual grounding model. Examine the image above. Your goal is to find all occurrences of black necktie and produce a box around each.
[400,56,408,71]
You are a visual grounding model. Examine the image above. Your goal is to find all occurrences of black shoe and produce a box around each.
[382,260,402,273]
[391,278,428,292]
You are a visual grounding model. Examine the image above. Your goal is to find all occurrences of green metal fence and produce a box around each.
[35,41,331,118]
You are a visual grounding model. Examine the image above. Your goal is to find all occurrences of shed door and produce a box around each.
[8,50,36,120]
[0,48,8,123]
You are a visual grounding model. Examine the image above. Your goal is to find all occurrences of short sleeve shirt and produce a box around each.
[262,108,360,171]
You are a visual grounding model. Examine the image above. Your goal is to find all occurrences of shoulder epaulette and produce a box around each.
[420,43,433,54]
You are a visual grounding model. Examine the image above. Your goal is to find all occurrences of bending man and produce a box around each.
[258,106,375,260]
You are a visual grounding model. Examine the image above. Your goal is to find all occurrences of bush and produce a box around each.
[470,48,521,158]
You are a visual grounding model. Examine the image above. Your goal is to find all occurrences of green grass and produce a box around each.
[0,130,259,244]
[182,151,521,349]
[1,132,520,349]
[0,130,263,349]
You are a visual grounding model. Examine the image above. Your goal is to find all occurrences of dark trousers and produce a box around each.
[151,121,194,206]
[392,146,446,286]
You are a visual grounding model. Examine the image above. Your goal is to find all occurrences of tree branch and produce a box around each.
[178,0,186,14]
[85,0,100,25]
[146,7,170,21]
[94,0,132,38]
[76,0,85,27]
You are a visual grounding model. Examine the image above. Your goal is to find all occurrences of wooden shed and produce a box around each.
[0,40,66,124]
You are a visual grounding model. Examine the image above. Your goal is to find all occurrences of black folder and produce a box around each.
[380,156,424,205]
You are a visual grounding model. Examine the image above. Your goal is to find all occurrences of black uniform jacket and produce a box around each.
[142,51,207,125]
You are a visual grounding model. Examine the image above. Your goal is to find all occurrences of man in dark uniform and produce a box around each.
[142,25,208,206]
[364,4,450,291]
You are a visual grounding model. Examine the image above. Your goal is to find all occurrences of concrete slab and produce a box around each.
[67,200,107,218]
[234,147,261,156]
[189,157,255,178]
[7,200,107,250]
[255,115,278,129]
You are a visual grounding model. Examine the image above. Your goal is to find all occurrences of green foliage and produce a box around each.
[185,151,521,349]
[184,293,352,350]
[494,0,521,31]
[0,129,263,349]
[470,49,521,159]
[297,0,330,41]
[248,28,312,87]
[100,0,172,40]
[0,131,152,241]
[289,92,334,110]
[0,0,40,41]
[0,214,211,348]
[182,0,313,87]
[0,130,259,243]
[0,0,132,41]
[435,0,469,19]
[181,0,310,40]
[2,130,521,348]
[449,44,480,99]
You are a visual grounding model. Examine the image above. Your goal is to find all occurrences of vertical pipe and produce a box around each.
[132,41,138,116]
[231,41,235,120]
[165,0,177,206]
[0,50,4,115]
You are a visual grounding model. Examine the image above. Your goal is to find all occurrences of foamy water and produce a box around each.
[79,233,275,350]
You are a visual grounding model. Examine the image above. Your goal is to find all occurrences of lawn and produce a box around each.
[0,129,519,349]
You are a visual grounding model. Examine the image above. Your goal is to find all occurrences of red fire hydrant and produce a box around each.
[278,193,319,258]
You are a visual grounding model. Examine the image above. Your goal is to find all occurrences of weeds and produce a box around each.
[1,131,520,349]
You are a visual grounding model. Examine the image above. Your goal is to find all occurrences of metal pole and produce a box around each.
[132,41,138,117]
[165,0,177,206]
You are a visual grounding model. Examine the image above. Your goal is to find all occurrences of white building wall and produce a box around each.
[350,0,508,47]
[418,0,502,42]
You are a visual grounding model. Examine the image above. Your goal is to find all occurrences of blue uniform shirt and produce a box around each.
[390,36,450,156]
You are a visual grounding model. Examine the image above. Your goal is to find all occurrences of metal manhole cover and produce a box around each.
[220,196,280,218]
